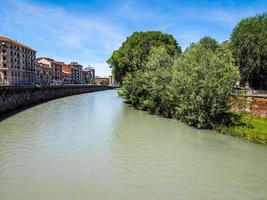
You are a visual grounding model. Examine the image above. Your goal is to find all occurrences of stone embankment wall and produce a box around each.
[0,85,115,114]
[231,96,267,117]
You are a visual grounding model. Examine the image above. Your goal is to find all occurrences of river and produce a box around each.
[0,90,267,200]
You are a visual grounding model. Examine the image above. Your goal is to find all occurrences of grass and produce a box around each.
[216,112,267,144]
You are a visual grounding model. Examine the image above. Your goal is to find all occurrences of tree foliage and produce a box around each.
[120,40,239,129]
[171,43,238,128]
[121,46,176,117]
[199,36,219,51]
[107,31,182,85]
[230,12,267,89]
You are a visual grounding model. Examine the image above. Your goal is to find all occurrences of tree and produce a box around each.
[171,43,239,128]
[120,46,176,117]
[86,78,95,84]
[230,12,267,89]
[100,80,109,85]
[199,36,219,51]
[107,31,182,85]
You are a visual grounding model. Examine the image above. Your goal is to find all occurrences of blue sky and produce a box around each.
[0,0,266,76]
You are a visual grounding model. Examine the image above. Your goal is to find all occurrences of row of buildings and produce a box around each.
[0,36,113,86]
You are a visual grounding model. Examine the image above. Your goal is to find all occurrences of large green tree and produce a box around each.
[120,40,239,128]
[230,12,267,89]
[107,31,181,85]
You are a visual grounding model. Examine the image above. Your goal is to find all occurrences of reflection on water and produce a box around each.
[0,90,267,200]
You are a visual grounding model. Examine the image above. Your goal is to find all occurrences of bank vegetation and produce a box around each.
[108,12,267,144]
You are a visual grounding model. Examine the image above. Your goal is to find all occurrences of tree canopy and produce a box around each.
[107,31,182,85]
[198,36,219,51]
[171,43,238,128]
[119,41,239,128]
[230,12,267,89]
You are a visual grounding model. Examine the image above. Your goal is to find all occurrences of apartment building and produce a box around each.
[37,57,62,84]
[62,63,71,84]
[69,62,83,84]
[0,36,36,85]
[35,61,52,84]
[83,65,95,83]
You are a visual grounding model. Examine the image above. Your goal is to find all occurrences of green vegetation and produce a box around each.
[217,113,267,144]
[171,43,238,128]
[109,13,267,144]
[120,46,175,117]
[198,36,219,51]
[230,12,267,89]
[87,78,96,84]
[107,31,181,85]
[118,37,239,129]
[100,80,109,85]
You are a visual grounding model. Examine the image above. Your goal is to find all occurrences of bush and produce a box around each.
[121,46,176,117]
[216,112,267,144]
[171,43,239,128]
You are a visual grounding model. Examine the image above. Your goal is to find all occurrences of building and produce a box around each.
[95,76,109,85]
[61,63,71,84]
[83,65,95,83]
[0,36,36,85]
[37,58,62,84]
[35,61,52,84]
[69,62,83,84]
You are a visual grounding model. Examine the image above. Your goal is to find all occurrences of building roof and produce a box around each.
[84,66,95,71]
[37,57,54,62]
[69,62,83,68]
[0,36,36,51]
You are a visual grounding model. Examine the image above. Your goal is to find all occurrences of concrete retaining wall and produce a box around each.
[0,85,114,114]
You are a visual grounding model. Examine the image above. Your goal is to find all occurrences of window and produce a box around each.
[3,56,6,60]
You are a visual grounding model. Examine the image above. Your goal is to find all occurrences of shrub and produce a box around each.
[171,43,239,128]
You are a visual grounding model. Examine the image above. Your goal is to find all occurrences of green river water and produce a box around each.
[0,90,267,200]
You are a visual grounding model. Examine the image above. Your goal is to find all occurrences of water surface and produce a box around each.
[0,90,267,200]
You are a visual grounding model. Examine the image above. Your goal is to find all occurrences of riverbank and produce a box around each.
[216,112,267,144]
[0,85,116,115]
